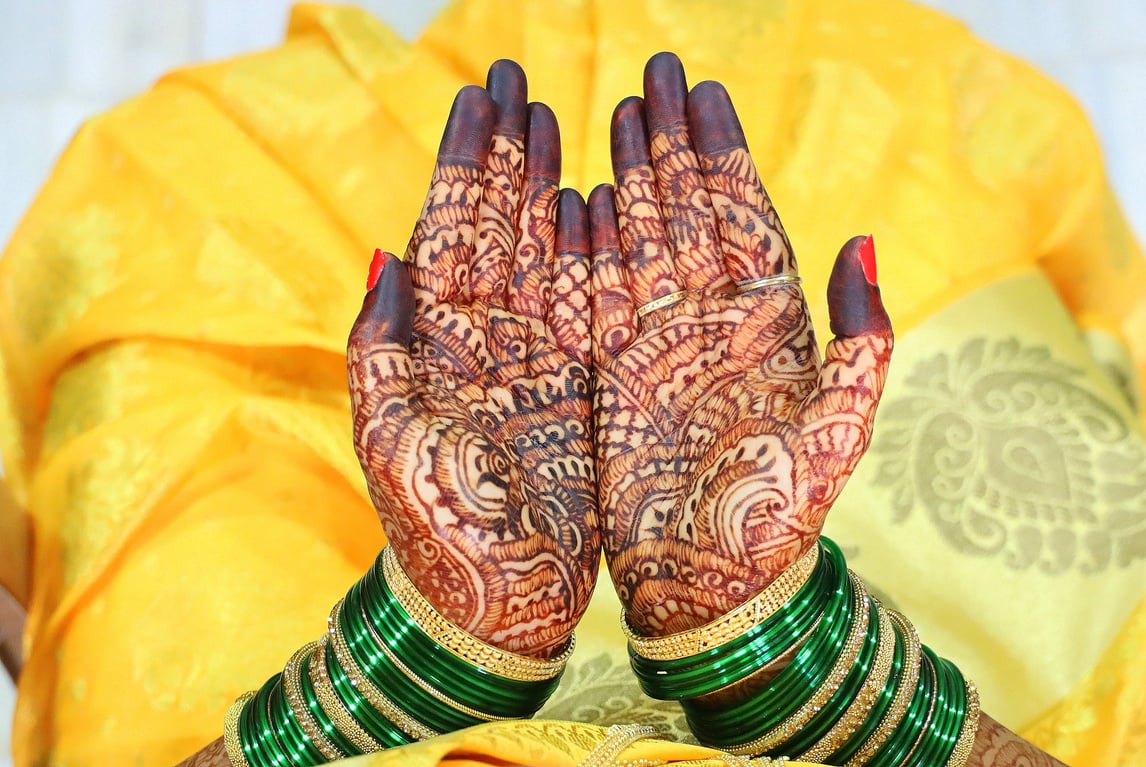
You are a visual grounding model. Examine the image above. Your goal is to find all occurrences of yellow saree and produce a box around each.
[1,2,1144,766]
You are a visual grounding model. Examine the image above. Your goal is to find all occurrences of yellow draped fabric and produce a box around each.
[1,1,1145,766]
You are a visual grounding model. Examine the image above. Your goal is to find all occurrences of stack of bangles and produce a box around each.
[224,546,573,767]
[623,537,982,766]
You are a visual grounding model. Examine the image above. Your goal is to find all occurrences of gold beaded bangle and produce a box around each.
[223,690,256,767]
[354,590,514,722]
[844,609,923,767]
[327,600,441,741]
[945,680,981,767]
[798,603,897,762]
[623,543,820,662]
[308,639,384,754]
[282,641,345,762]
[381,547,573,682]
[726,573,872,756]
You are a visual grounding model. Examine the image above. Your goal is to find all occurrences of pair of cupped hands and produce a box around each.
[347,53,893,660]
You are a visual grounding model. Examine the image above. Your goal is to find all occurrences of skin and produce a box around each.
[591,55,892,636]
[346,64,599,658]
[178,61,599,767]
[589,51,1068,767]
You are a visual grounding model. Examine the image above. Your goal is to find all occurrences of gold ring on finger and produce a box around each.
[634,290,688,320]
[735,273,802,295]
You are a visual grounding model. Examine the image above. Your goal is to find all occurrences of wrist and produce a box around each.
[622,536,982,765]
[225,546,572,766]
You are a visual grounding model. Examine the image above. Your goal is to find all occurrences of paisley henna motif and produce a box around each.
[592,53,893,636]
[347,62,598,659]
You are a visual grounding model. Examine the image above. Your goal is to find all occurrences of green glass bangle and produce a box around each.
[242,677,286,767]
[323,640,410,750]
[630,541,839,700]
[253,678,290,767]
[897,647,947,767]
[361,566,561,714]
[266,676,324,766]
[935,659,970,765]
[685,564,857,742]
[297,644,359,757]
[358,573,550,715]
[867,647,938,767]
[908,655,967,767]
[826,612,907,764]
[365,560,563,705]
[328,601,441,743]
[779,594,882,755]
[630,539,832,676]
[341,584,490,732]
[368,553,566,697]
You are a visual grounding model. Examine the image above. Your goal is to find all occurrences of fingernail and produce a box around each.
[367,248,386,291]
[859,235,877,285]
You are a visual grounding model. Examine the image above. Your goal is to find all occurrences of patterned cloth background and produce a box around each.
[2,1,1146,766]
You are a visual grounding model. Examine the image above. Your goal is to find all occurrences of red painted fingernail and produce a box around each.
[367,248,386,291]
[859,235,877,285]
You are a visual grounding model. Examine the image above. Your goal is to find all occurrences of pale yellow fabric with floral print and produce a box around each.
[1,2,1144,766]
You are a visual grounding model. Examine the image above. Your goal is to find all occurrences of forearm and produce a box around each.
[175,737,229,767]
[970,715,1067,767]
[0,584,23,682]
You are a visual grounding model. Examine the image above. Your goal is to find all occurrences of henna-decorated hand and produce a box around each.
[590,53,893,636]
[347,61,598,658]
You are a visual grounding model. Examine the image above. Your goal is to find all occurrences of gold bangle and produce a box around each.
[308,639,384,754]
[945,679,981,767]
[282,641,345,762]
[354,590,514,722]
[726,573,872,756]
[623,543,820,661]
[798,603,897,762]
[223,690,256,767]
[634,289,688,319]
[327,600,440,741]
[735,273,802,295]
[381,547,573,682]
[844,609,923,767]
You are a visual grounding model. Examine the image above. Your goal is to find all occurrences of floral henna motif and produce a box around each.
[642,61,727,293]
[347,65,598,659]
[592,54,893,636]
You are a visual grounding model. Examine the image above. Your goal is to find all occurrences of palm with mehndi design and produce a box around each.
[590,53,894,636]
[347,61,598,659]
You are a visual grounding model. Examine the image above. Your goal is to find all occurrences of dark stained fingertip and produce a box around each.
[643,51,688,131]
[827,235,891,339]
[611,96,651,172]
[486,59,528,137]
[362,250,415,344]
[687,80,748,154]
[438,85,497,164]
[588,184,619,250]
[525,102,561,181]
[557,188,589,252]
